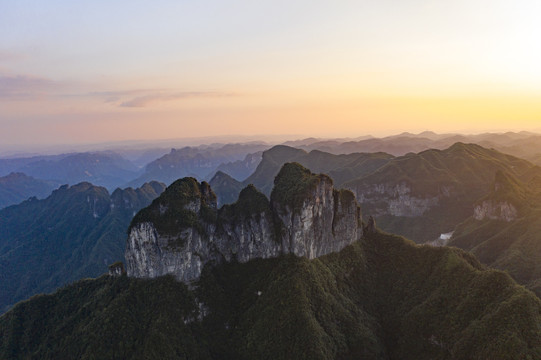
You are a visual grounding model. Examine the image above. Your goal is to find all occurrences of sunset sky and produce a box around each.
[1,0,541,149]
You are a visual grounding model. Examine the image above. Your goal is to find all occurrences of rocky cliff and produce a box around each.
[126,162,362,283]
[472,170,525,222]
[473,200,518,221]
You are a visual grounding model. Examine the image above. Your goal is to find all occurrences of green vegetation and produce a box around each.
[270,162,326,212]
[130,178,217,236]
[0,181,164,314]
[344,142,541,242]
[2,231,540,359]
[219,184,271,221]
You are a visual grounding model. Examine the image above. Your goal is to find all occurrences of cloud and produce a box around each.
[119,91,234,108]
[0,74,60,99]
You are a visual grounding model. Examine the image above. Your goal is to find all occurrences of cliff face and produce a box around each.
[126,163,362,283]
[473,201,518,222]
[352,182,445,217]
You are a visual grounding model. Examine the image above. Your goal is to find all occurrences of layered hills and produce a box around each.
[0,152,140,190]
[0,181,165,313]
[129,143,269,187]
[287,131,541,165]
[213,142,541,244]
[210,145,393,205]
[3,137,541,358]
[344,142,541,242]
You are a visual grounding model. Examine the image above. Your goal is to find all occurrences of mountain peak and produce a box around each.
[126,163,362,282]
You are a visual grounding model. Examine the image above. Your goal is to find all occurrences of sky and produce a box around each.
[1,0,541,149]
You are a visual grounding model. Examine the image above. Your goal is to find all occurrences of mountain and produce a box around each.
[210,151,263,182]
[343,142,541,243]
[2,163,541,358]
[208,171,245,206]
[241,145,393,198]
[126,163,362,282]
[447,170,541,297]
[294,131,541,159]
[0,154,67,176]
[18,152,140,190]
[0,172,57,209]
[0,152,141,190]
[1,210,540,358]
[0,181,165,313]
[129,143,269,187]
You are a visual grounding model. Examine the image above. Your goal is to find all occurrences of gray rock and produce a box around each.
[126,164,363,283]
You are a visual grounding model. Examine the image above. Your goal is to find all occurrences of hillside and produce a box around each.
[0,172,57,209]
[1,231,540,359]
[0,181,165,313]
[343,142,541,242]
[448,171,541,297]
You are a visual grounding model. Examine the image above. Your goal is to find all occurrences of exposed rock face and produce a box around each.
[108,262,126,276]
[472,171,523,222]
[473,201,518,222]
[351,183,444,217]
[126,163,362,283]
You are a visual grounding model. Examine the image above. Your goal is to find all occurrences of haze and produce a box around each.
[1,0,540,148]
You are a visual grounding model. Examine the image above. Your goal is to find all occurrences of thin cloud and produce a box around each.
[119,91,236,108]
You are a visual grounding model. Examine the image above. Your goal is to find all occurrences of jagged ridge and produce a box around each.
[126,162,362,283]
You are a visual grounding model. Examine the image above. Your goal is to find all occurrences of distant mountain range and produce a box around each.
[0,181,165,313]
[0,152,141,190]
[128,143,270,187]
[2,131,541,205]
[284,131,541,165]
[209,145,393,205]
[1,165,540,359]
[0,173,58,209]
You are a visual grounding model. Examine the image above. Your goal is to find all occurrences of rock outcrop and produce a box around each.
[126,163,363,283]
[473,201,518,222]
[350,182,448,217]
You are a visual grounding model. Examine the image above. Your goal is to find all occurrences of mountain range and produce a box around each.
[128,143,270,187]
[0,152,140,191]
[285,131,541,165]
[1,163,540,359]
[211,142,541,245]
[0,181,165,313]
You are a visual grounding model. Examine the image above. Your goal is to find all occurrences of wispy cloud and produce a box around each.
[87,89,158,104]
[119,91,234,107]
[0,74,60,99]
[0,76,237,107]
